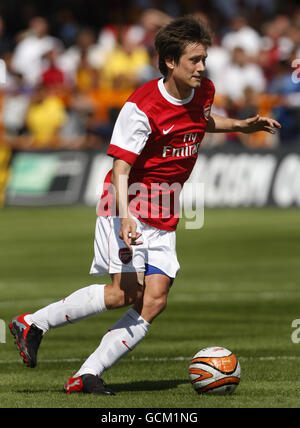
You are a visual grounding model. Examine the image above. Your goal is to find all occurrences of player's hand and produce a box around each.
[119,217,143,251]
[241,115,281,134]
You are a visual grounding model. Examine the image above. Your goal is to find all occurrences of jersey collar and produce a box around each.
[158,78,195,106]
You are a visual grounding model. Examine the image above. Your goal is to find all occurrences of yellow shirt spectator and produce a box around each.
[100,44,150,90]
[26,92,67,147]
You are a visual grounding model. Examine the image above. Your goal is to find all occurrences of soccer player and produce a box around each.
[9,16,281,395]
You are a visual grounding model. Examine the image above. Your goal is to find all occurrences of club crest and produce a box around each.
[119,248,132,264]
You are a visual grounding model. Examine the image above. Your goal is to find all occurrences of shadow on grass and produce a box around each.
[14,379,189,394]
[14,388,64,394]
[110,379,189,393]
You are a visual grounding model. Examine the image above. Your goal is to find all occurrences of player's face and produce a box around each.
[167,43,208,92]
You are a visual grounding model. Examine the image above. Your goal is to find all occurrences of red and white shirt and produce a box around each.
[98,77,215,231]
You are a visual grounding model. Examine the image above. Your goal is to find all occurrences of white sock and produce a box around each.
[74,308,150,377]
[25,284,107,334]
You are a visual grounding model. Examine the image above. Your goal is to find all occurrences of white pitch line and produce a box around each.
[0,356,299,365]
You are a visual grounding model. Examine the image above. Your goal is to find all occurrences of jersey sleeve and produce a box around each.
[205,78,215,104]
[107,101,152,164]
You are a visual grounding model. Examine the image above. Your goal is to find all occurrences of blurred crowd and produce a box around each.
[0,0,300,150]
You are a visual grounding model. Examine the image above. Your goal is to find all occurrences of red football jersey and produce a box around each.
[97,77,215,230]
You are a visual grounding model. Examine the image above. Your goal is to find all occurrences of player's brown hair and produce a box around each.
[155,15,213,77]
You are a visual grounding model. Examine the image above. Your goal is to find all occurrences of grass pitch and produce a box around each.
[0,206,300,408]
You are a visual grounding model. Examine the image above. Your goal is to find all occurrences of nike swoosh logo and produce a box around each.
[122,340,132,351]
[65,314,73,324]
[163,125,175,135]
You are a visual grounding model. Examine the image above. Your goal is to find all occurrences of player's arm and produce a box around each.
[206,113,281,134]
[107,100,151,250]
[111,158,142,251]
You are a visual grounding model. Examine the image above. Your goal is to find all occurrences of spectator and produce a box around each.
[55,9,79,48]
[94,9,170,80]
[221,15,262,57]
[268,57,300,146]
[258,15,294,82]
[41,48,65,88]
[96,25,119,61]
[137,8,172,50]
[2,71,30,136]
[0,51,29,93]
[217,47,266,102]
[75,50,99,92]
[86,76,133,130]
[1,1,300,148]
[99,25,150,90]
[26,84,67,146]
[60,86,94,148]
[206,40,231,95]
[11,16,63,87]
[58,27,103,86]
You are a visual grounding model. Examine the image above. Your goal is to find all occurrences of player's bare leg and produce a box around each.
[134,273,172,323]
[66,273,172,394]
[105,271,145,309]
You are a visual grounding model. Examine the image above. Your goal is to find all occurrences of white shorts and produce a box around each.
[89,216,180,279]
